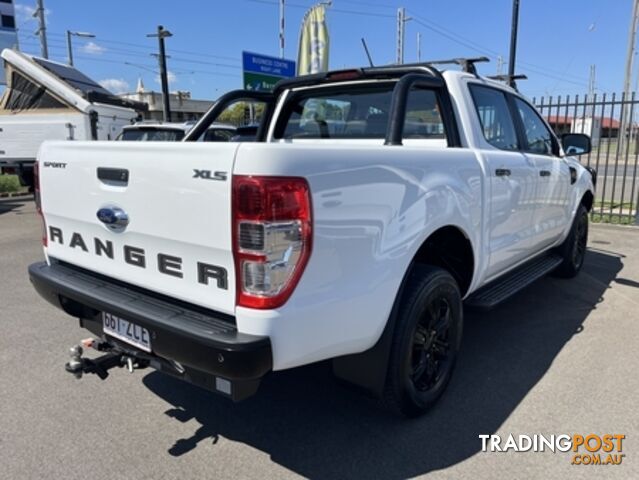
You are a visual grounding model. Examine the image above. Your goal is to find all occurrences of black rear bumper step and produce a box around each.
[465,252,562,311]
[28,261,272,384]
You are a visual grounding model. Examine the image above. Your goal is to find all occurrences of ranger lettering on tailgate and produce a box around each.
[48,226,228,289]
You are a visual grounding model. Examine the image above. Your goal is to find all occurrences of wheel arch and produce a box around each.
[332,223,475,396]
[409,224,475,297]
[581,190,594,212]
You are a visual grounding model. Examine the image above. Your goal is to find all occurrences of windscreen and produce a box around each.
[274,82,445,140]
[120,128,185,141]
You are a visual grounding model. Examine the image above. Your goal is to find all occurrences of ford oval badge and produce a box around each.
[96,206,129,231]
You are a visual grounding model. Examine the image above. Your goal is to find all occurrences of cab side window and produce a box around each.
[513,97,554,156]
[469,85,519,151]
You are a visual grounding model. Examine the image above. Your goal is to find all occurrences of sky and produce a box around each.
[7,0,636,101]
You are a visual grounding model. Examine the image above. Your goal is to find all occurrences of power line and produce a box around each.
[244,0,394,18]
[30,34,242,69]
[18,42,242,78]
[408,10,592,84]
[47,31,240,62]
[19,3,604,94]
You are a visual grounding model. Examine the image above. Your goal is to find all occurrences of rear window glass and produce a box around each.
[275,84,392,139]
[274,83,446,141]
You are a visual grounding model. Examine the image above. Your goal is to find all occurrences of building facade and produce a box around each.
[119,79,213,122]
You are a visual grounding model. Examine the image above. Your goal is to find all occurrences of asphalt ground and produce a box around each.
[1,198,637,480]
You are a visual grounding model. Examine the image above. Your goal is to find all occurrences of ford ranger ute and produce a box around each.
[28,58,595,417]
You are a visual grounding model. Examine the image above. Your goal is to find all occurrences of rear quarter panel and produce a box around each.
[233,142,484,369]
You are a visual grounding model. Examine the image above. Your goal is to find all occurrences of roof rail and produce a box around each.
[423,56,490,76]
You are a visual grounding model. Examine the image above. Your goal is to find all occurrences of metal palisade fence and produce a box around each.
[533,92,639,225]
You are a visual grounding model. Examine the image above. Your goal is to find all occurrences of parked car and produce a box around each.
[28,59,595,417]
[118,122,194,141]
[118,122,237,142]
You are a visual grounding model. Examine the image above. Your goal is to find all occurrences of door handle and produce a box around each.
[97,167,129,184]
[539,170,551,177]
[495,168,511,177]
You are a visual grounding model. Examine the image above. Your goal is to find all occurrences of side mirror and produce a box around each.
[561,133,591,156]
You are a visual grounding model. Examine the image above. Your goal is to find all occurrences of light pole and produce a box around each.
[66,30,95,67]
[147,25,173,122]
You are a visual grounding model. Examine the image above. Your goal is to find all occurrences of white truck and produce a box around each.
[29,59,595,417]
[0,49,143,188]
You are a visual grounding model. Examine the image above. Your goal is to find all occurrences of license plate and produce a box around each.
[102,312,152,352]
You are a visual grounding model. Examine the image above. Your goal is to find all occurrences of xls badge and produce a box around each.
[193,170,227,181]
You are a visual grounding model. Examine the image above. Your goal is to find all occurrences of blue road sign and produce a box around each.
[243,51,296,77]
[242,51,296,91]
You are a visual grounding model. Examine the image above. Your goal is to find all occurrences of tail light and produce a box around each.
[34,162,47,246]
[232,175,312,309]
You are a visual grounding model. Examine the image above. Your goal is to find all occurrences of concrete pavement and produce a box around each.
[0,199,637,479]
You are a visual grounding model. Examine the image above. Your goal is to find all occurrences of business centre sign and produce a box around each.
[242,51,296,92]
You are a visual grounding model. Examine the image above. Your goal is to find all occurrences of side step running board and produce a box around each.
[465,252,563,311]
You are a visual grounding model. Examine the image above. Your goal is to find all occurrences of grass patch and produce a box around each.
[591,213,636,225]
[0,175,21,193]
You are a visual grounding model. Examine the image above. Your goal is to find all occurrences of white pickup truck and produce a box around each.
[29,59,595,417]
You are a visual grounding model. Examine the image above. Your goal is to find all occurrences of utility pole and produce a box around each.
[507,0,520,88]
[396,7,412,64]
[34,0,48,59]
[588,64,596,97]
[147,25,173,123]
[417,32,421,62]
[622,0,639,157]
[279,0,285,58]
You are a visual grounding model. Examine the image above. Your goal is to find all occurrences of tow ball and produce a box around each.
[64,338,148,380]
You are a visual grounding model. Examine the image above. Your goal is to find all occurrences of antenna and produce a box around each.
[361,38,374,67]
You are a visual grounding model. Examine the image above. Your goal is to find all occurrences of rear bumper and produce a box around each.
[28,261,272,398]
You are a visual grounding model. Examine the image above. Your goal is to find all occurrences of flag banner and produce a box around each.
[297,5,329,75]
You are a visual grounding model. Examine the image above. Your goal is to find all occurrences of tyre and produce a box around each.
[384,265,463,417]
[554,205,589,278]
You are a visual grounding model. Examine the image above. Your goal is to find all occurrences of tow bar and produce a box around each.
[65,338,149,380]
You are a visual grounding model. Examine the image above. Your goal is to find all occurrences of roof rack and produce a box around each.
[486,73,528,91]
[423,56,490,76]
[487,74,528,83]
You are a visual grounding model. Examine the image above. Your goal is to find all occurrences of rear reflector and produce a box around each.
[34,162,47,246]
[232,176,312,309]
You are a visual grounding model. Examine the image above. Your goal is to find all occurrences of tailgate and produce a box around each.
[38,141,238,315]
